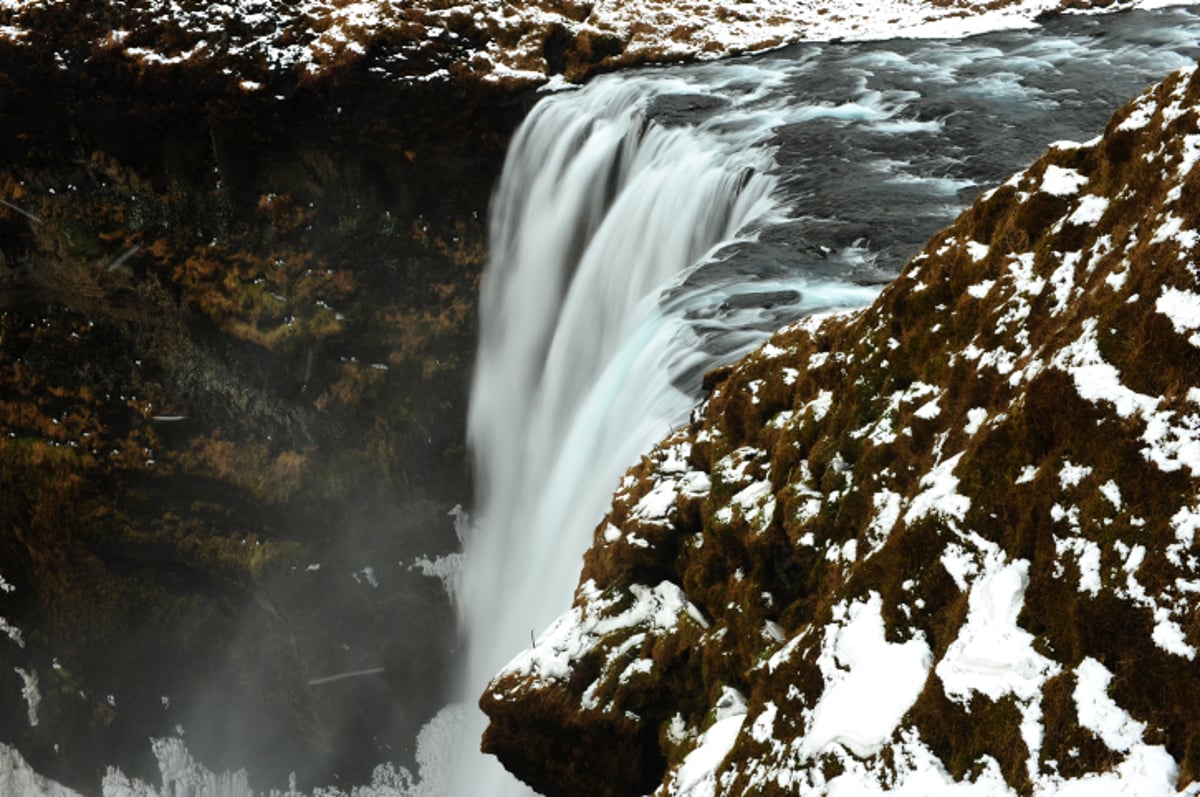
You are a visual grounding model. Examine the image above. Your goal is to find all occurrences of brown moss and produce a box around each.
[909,684,1031,788]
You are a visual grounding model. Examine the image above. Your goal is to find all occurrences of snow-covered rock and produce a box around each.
[0,0,1191,88]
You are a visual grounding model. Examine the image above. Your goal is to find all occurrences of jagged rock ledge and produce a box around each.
[482,62,1200,796]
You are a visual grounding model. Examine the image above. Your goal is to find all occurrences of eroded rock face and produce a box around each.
[0,20,527,795]
[483,63,1200,796]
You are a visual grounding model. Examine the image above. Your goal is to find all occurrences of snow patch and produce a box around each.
[936,558,1060,704]
[1155,286,1200,347]
[1067,194,1109,226]
[498,580,708,687]
[1040,165,1087,196]
[801,594,931,759]
[904,453,970,526]
[1073,658,1145,753]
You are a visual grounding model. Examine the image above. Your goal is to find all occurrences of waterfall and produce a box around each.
[453,76,783,795]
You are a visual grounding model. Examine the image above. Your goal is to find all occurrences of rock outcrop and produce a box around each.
[483,62,1200,796]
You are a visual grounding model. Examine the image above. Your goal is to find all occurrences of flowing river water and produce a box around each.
[455,7,1200,797]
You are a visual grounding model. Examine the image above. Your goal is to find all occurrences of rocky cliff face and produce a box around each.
[0,13,527,793]
[482,62,1200,796]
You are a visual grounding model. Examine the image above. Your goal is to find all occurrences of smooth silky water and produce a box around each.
[454,7,1200,797]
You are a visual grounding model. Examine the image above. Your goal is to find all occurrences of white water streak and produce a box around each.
[455,74,783,796]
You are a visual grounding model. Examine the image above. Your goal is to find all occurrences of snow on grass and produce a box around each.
[1150,213,1200,250]
[819,729,1016,796]
[1113,543,1197,661]
[1168,504,1200,568]
[1141,407,1200,476]
[966,240,991,263]
[1058,461,1093,489]
[1048,251,1082,315]
[713,447,766,487]
[1099,479,1122,509]
[967,278,996,299]
[852,382,942,446]
[936,558,1059,703]
[5,0,1193,88]
[1054,537,1102,596]
[1040,165,1088,196]
[679,469,712,499]
[806,390,834,422]
[800,593,932,759]
[1179,134,1200,178]
[749,701,778,745]
[1028,658,1184,796]
[633,478,684,525]
[665,713,746,797]
[914,396,942,420]
[964,407,989,436]
[904,452,970,526]
[496,579,708,688]
[942,543,980,592]
[1066,194,1110,226]
[1052,319,1157,419]
[1117,91,1158,132]
[865,490,903,556]
[1155,286,1200,347]
[935,556,1060,780]
[1073,658,1145,753]
[1015,465,1039,485]
[716,479,776,533]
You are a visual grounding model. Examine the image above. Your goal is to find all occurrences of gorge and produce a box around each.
[1,2,1199,796]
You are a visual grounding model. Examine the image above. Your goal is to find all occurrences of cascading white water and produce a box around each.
[453,75,785,796]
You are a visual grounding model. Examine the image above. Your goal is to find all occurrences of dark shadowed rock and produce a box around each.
[0,15,528,793]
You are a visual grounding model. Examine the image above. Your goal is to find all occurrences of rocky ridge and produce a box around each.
[0,0,1175,88]
[482,61,1200,796]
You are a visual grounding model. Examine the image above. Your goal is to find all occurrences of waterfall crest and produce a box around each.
[455,76,783,795]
